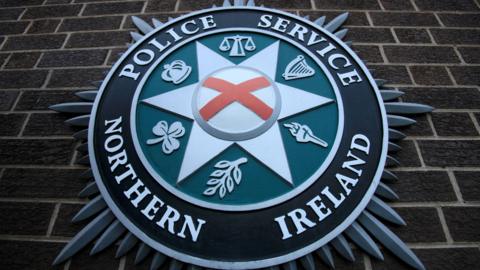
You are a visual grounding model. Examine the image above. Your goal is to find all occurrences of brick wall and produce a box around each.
[0,0,479,269]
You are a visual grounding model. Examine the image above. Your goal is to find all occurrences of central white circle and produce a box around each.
[193,66,281,141]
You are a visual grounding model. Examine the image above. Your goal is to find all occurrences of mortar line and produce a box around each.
[9,90,23,112]
[60,32,71,49]
[17,113,31,137]
[429,109,480,113]
[390,28,400,43]
[140,0,148,13]
[0,135,75,139]
[378,45,388,64]
[120,15,129,30]
[1,53,13,69]
[0,234,70,243]
[33,51,44,69]
[447,169,465,203]
[0,197,87,204]
[364,255,373,270]
[409,0,419,11]
[402,136,480,140]
[468,112,480,135]
[412,140,426,167]
[445,67,458,86]
[376,0,385,10]
[46,203,61,237]
[432,13,444,27]
[425,28,436,44]
[0,164,87,169]
[453,47,466,64]
[405,66,416,85]
[365,12,374,26]
[475,0,480,9]
[23,19,35,35]
[70,141,81,166]
[78,3,87,17]
[175,0,182,12]
[54,17,64,33]
[390,202,480,207]
[426,114,438,137]
[390,167,480,172]
[41,69,54,89]
[118,257,127,270]
[6,6,480,16]
[2,111,76,115]
[18,6,29,21]
[436,207,454,244]
[104,49,114,66]
[407,243,480,248]
[63,260,71,270]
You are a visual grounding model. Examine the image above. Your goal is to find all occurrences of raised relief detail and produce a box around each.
[203,157,248,199]
[161,60,192,84]
[282,55,315,81]
[219,35,256,57]
[147,120,185,154]
[284,122,328,147]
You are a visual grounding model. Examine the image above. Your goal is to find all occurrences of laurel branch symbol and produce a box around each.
[203,157,248,199]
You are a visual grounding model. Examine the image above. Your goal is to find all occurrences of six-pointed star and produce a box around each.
[143,41,333,186]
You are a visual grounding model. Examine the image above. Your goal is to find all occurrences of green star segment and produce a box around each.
[142,37,333,186]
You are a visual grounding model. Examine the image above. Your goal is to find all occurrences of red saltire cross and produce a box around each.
[200,77,273,121]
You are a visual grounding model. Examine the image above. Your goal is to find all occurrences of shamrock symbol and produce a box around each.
[146,120,185,154]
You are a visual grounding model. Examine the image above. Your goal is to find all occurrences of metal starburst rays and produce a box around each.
[50,1,433,269]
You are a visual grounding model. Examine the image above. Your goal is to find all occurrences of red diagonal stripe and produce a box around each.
[200,77,273,121]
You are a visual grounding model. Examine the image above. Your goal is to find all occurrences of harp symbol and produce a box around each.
[282,55,315,81]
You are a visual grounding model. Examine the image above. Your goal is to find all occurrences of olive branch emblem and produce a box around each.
[203,157,248,199]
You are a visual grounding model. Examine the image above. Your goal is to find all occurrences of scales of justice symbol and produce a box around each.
[219,35,256,57]
[146,35,333,198]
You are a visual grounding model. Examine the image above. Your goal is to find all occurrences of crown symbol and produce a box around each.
[282,55,315,81]
[161,60,192,85]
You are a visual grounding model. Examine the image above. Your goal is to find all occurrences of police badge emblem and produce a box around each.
[51,1,434,269]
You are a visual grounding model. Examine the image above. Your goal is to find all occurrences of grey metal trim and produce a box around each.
[299,254,315,270]
[116,232,139,258]
[72,195,106,223]
[382,169,398,183]
[50,102,93,114]
[135,243,152,264]
[358,212,425,270]
[90,220,126,255]
[367,196,406,226]
[65,115,90,126]
[380,89,404,101]
[132,16,154,34]
[387,115,417,127]
[76,90,98,101]
[78,181,99,198]
[375,182,399,201]
[324,12,349,32]
[151,252,168,270]
[344,221,383,260]
[315,245,334,268]
[330,234,355,262]
[53,209,115,265]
